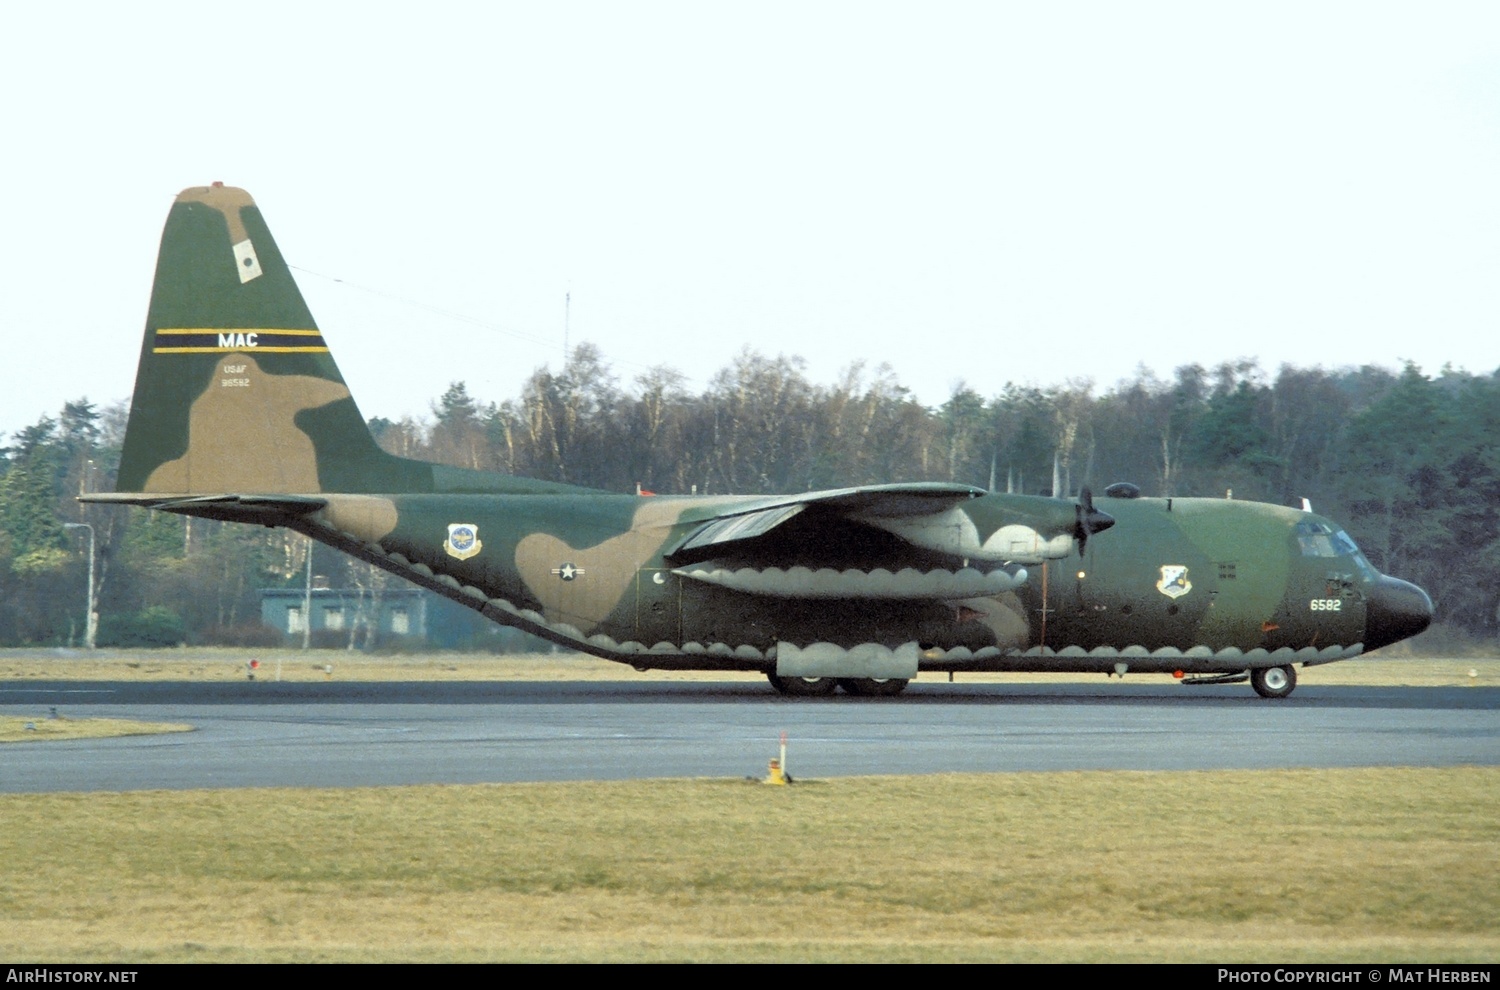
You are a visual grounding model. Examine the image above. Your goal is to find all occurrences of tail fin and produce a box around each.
[117,184,432,495]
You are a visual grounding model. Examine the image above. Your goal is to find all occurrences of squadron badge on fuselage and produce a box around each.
[1156,565,1191,599]
[445,523,483,560]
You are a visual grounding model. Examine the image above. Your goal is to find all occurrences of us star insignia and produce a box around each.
[445,523,483,560]
[552,562,584,581]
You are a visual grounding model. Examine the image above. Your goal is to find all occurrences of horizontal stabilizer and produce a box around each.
[81,492,327,524]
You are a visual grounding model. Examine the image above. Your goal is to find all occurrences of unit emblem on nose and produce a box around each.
[1156,565,1191,599]
[445,524,483,560]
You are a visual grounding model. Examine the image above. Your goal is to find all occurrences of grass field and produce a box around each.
[0,768,1495,962]
[0,716,192,743]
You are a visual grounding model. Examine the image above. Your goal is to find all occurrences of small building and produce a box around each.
[259,579,556,651]
[260,586,428,642]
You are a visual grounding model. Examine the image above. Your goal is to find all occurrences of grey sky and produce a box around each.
[3,2,1498,438]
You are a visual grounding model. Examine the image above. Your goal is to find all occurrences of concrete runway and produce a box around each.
[2,679,1496,792]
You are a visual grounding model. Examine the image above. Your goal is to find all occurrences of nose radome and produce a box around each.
[1364,576,1433,652]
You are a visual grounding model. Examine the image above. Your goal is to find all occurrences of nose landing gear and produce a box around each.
[1250,664,1297,699]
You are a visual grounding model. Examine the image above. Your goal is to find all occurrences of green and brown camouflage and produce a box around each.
[85,185,1433,698]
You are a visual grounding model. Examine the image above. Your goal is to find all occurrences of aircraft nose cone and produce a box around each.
[1364,576,1433,652]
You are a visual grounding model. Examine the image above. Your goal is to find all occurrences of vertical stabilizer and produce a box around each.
[117,185,425,494]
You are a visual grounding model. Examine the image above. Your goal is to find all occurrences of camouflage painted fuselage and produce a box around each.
[284,487,1400,677]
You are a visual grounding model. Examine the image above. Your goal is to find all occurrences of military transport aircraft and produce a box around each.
[83,184,1434,698]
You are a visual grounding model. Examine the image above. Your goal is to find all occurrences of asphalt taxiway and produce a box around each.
[1,679,1496,792]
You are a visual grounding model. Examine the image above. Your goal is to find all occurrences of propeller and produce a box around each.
[1074,487,1115,556]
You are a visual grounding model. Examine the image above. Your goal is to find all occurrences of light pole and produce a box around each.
[63,523,96,650]
[303,536,313,651]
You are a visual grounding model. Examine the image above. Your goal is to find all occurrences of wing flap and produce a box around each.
[672,503,806,557]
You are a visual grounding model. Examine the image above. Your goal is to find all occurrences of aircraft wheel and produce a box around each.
[1250,664,1297,699]
[837,677,909,697]
[767,673,838,696]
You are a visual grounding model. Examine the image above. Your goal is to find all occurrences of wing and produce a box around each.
[664,482,1058,600]
[668,482,984,558]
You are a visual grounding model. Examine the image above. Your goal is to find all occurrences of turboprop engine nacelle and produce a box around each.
[858,491,1112,565]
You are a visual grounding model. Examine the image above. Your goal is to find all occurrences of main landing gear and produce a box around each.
[766,674,838,696]
[1250,664,1297,699]
[766,674,909,697]
[837,677,908,696]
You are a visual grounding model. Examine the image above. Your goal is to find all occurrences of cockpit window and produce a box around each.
[1296,521,1377,580]
[1295,520,1337,557]
[1336,531,1378,581]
